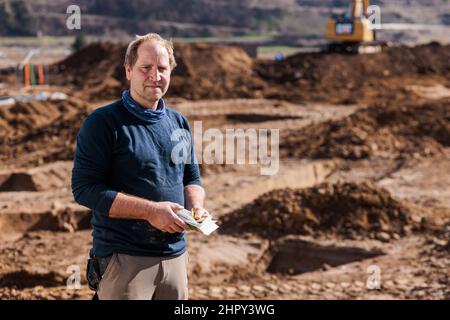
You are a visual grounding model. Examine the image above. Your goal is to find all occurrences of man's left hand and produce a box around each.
[192,206,210,222]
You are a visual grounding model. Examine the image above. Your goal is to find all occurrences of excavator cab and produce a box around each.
[325,0,381,53]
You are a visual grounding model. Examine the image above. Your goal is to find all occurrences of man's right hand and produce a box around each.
[146,201,190,233]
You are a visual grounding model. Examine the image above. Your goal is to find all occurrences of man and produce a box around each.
[71,33,208,300]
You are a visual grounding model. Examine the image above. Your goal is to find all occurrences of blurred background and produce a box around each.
[1,0,450,67]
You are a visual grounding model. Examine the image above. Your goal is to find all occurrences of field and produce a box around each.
[0,37,449,299]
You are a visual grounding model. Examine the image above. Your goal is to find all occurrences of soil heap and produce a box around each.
[220,182,419,240]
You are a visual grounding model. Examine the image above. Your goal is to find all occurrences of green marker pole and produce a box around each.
[29,64,35,86]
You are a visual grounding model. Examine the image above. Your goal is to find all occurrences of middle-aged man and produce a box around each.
[71,33,209,300]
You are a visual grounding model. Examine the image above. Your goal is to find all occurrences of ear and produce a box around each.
[125,64,132,81]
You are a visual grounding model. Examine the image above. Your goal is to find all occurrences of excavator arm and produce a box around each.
[352,0,370,18]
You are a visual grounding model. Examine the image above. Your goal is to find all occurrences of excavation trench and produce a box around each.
[267,238,384,275]
[0,271,64,289]
[0,209,91,241]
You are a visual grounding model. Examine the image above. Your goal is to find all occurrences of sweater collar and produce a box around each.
[121,89,166,124]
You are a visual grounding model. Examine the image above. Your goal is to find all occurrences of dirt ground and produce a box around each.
[0,43,449,300]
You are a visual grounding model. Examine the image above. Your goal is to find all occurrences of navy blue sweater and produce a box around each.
[71,99,201,257]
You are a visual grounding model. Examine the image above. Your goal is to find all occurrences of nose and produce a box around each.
[149,67,161,82]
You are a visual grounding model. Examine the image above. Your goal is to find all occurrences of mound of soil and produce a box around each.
[0,99,89,168]
[220,182,418,240]
[49,41,450,103]
[49,42,127,101]
[49,42,266,101]
[169,42,266,99]
[0,99,85,138]
[280,100,450,160]
[255,42,450,104]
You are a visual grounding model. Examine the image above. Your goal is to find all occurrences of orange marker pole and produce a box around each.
[38,65,45,85]
[24,64,30,87]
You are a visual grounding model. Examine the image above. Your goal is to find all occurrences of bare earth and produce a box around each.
[0,94,449,300]
[0,41,449,300]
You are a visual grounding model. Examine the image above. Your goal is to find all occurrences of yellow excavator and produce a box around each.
[325,0,382,53]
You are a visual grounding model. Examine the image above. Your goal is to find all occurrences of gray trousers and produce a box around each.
[97,252,188,300]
